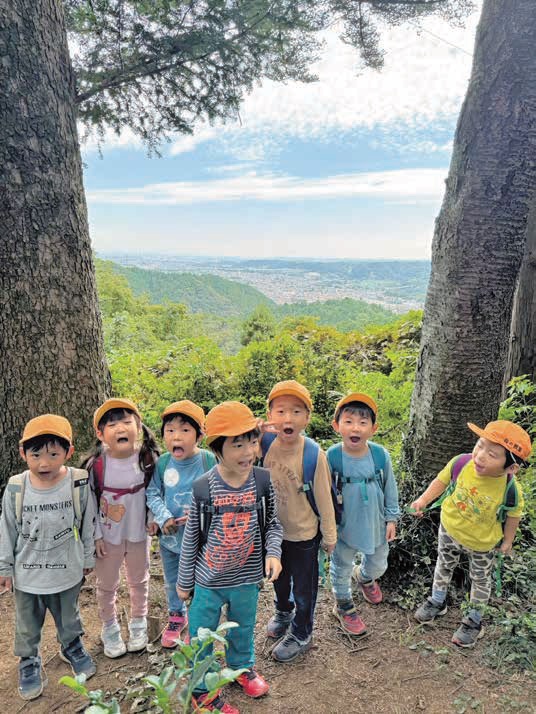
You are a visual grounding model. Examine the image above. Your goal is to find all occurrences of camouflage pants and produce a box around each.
[432,525,495,606]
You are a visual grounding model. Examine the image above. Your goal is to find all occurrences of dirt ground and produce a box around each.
[0,547,534,713]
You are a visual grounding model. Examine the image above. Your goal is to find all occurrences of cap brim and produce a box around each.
[268,389,313,411]
[94,399,141,429]
[19,429,72,445]
[336,392,378,417]
[205,417,259,444]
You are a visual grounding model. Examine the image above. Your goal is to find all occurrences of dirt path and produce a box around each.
[0,551,533,713]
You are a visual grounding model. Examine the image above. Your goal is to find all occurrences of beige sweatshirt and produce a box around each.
[263,435,337,544]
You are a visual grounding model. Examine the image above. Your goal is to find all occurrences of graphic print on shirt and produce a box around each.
[20,497,75,567]
[164,467,180,488]
[268,461,300,508]
[100,496,126,526]
[205,490,256,573]
[452,483,493,522]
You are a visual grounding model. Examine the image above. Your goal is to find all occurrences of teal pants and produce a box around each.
[188,583,259,692]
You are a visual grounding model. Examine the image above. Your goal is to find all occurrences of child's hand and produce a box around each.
[386,522,397,542]
[146,521,159,536]
[322,541,336,555]
[0,576,12,594]
[256,418,279,435]
[177,587,192,602]
[265,557,282,583]
[409,498,426,517]
[162,518,178,535]
[498,541,513,555]
[95,539,107,558]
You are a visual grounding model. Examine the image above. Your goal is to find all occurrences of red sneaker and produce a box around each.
[332,605,367,636]
[192,691,239,713]
[359,580,383,604]
[161,612,188,648]
[235,669,269,698]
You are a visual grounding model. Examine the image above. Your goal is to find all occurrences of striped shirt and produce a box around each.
[178,467,282,591]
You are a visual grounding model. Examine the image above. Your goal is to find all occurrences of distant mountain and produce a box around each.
[111,262,275,317]
[275,298,395,332]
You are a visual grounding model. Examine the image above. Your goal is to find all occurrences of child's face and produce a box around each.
[97,412,139,459]
[19,442,73,485]
[333,408,377,455]
[163,416,199,460]
[220,433,259,477]
[268,395,310,445]
[472,437,511,477]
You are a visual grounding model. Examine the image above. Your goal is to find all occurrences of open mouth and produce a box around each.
[283,428,294,435]
[172,446,184,457]
[349,436,361,444]
[117,437,129,443]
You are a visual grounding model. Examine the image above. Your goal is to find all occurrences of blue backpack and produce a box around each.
[326,442,387,524]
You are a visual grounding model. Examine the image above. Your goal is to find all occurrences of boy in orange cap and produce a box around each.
[328,393,399,637]
[411,420,531,648]
[261,380,337,662]
[0,415,97,701]
[146,400,216,648]
[177,402,282,713]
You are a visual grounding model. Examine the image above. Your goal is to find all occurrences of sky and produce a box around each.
[83,2,483,261]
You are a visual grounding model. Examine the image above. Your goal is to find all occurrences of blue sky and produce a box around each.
[82,3,482,260]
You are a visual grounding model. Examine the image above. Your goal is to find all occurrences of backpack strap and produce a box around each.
[70,467,89,538]
[368,442,387,487]
[260,432,277,462]
[326,443,344,523]
[193,472,212,544]
[426,453,473,511]
[299,437,320,517]
[7,472,27,528]
[252,466,271,544]
[156,453,172,497]
[497,474,519,523]
[90,454,105,506]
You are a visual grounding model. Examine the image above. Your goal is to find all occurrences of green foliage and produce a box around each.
[60,675,121,713]
[241,305,277,345]
[275,297,396,332]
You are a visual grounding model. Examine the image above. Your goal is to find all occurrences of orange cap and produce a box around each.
[267,380,313,412]
[93,398,141,430]
[20,414,73,445]
[467,420,532,461]
[204,401,259,445]
[334,392,378,420]
[161,400,206,431]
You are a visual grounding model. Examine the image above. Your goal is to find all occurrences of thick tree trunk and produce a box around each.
[504,198,536,387]
[0,1,110,487]
[403,0,536,483]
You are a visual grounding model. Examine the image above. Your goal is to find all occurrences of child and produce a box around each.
[177,401,282,714]
[146,400,216,648]
[84,398,159,658]
[328,393,399,635]
[0,415,96,701]
[411,420,530,648]
[262,380,337,662]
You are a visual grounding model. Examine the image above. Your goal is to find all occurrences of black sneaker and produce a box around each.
[451,617,484,648]
[266,609,294,639]
[271,632,312,662]
[18,656,47,701]
[414,597,447,624]
[59,636,97,679]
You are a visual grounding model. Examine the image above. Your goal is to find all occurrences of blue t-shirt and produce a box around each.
[146,450,214,554]
[337,445,399,554]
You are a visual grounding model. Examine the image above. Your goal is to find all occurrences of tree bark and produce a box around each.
[504,197,536,387]
[404,0,536,482]
[0,0,110,487]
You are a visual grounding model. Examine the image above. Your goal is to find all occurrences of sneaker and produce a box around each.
[101,621,127,658]
[271,632,312,663]
[414,597,448,624]
[192,690,239,713]
[266,609,294,639]
[59,637,97,679]
[359,579,383,604]
[235,668,269,698]
[332,604,367,636]
[161,611,188,649]
[18,657,47,701]
[451,617,484,649]
[127,616,148,652]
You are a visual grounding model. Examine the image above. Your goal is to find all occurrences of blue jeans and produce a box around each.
[330,538,389,601]
[160,543,185,614]
[273,533,321,641]
[188,583,260,692]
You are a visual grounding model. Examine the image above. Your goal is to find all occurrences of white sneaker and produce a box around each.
[127,617,148,652]
[101,622,127,659]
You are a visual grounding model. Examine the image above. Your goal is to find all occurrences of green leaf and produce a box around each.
[58,675,88,696]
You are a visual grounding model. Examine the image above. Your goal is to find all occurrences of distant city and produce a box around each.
[100,254,430,313]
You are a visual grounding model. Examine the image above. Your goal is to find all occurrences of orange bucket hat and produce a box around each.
[20,414,73,445]
[467,420,532,461]
[204,401,259,445]
[93,398,141,430]
[161,400,206,431]
[334,392,378,420]
[267,380,313,412]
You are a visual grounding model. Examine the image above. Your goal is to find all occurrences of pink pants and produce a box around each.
[95,538,150,623]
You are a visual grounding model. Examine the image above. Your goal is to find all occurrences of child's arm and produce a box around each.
[382,451,400,540]
[313,451,337,552]
[264,483,283,582]
[410,478,447,517]
[499,516,521,554]
[0,489,17,592]
[177,493,200,597]
[81,483,97,574]
[146,460,176,534]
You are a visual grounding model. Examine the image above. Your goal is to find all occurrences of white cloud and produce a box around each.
[87,167,446,205]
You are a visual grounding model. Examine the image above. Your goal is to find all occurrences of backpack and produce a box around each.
[90,450,157,505]
[7,468,89,538]
[429,453,519,524]
[326,442,387,524]
[260,432,324,518]
[193,466,272,549]
[155,449,217,488]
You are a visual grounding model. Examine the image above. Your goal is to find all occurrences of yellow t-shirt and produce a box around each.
[438,456,524,552]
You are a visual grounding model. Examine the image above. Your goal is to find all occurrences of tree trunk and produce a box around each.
[504,197,536,388]
[403,0,536,483]
[0,1,110,487]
